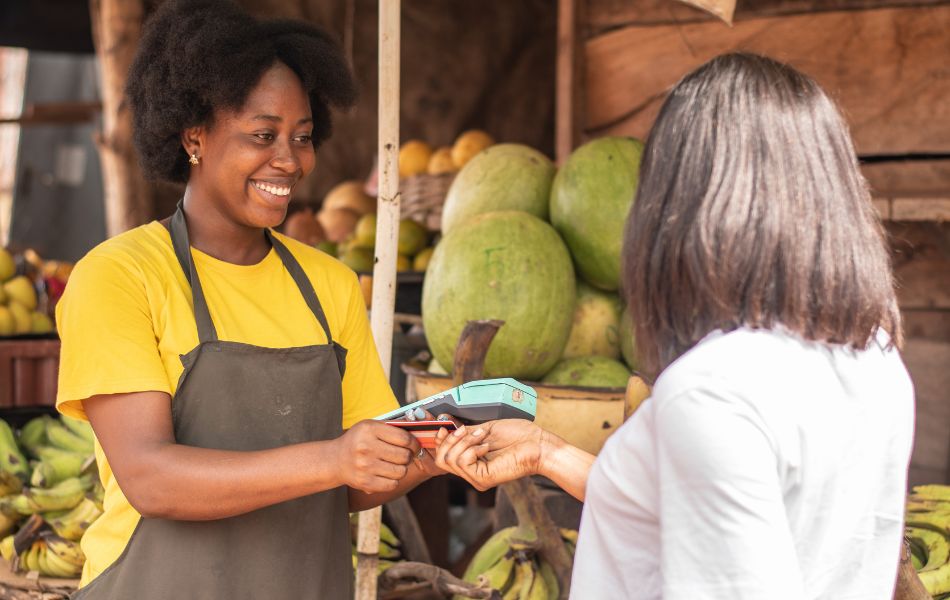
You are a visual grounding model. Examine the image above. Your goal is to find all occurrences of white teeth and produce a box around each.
[253,181,291,197]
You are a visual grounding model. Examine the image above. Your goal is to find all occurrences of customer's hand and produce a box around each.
[433,420,543,491]
[335,420,418,493]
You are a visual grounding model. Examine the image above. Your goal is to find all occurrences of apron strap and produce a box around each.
[169,201,218,343]
[265,230,335,345]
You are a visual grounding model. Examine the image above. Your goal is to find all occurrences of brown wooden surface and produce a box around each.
[583,5,950,156]
[587,0,950,30]
[889,223,950,310]
[863,160,950,196]
[0,340,60,408]
[556,0,585,163]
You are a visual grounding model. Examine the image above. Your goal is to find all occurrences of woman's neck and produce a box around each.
[179,190,271,266]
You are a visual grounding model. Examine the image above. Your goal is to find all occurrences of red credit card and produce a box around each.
[384,420,458,449]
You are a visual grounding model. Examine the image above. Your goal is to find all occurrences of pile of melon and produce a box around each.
[421,136,644,387]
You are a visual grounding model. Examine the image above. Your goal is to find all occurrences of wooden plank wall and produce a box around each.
[573,0,950,484]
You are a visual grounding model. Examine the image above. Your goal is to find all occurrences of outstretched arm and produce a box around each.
[433,420,595,501]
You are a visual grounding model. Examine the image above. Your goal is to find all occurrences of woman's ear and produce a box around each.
[181,125,205,159]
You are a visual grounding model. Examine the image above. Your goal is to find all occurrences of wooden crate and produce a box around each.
[0,338,60,408]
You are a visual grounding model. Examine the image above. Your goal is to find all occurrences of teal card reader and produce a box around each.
[375,378,537,424]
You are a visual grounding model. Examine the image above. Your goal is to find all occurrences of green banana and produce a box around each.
[918,561,950,596]
[0,420,29,482]
[0,534,14,561]
[3,493,40,516]
[48,497,103,541]
[377,559,396,575]
[462,526,518,582]
[24,477,85,512]
[379,522,400,548]
[45,421,94,455]
[906,526,950,571]
[0,509,18,537]
[503,563,526,600]
[523,562,549,600]
[60,416,95,445]
[18,416,51,457]
[43,534,85,568]
[378,540,401,560]
[537,559,559,599]
[30,451,85,488]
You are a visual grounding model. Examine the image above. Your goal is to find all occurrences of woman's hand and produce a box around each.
[433,420,544,491]
[334,420,418,494]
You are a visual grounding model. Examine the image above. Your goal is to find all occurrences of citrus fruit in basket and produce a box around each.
[441,144,555,235]
[426,147,456,175]
[541,356,631,388]
[341,246,374,274]
[8,301,30,334]
[0,307,13,336]
[451,130,494,168]
[317,208,360,244]
[3,276,37,311]
[550,136,643,291]
[0,249,14,282]
[399,140,433,178]
[397,219,428,256]
[353,213,377,249]
[412,247,434,272]
[562,282,622,360]
[422,211,575,380]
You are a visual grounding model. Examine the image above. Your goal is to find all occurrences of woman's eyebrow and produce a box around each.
[250,114,314,125]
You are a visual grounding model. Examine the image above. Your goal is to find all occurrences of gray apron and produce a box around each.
[73,203,352,599]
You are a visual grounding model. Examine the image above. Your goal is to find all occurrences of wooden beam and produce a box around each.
[90,0,151,236]
[583,5,950,156]
[862,160,950,197]
[556,0,585,163]
[586,0,950,31]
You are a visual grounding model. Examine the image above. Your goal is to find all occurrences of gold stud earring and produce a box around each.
[189,153,200,166]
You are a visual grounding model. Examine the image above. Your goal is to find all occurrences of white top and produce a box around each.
[571,327,914,600]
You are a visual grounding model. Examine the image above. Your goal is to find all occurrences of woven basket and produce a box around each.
[399,172,455,232]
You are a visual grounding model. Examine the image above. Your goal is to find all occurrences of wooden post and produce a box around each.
[356,1,401,598]
[89,0,151,237]
[555,0,583,164]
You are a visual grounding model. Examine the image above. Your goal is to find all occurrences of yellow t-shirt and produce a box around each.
[55,221,398,585]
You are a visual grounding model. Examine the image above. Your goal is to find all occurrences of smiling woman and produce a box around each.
[52,1,444,598]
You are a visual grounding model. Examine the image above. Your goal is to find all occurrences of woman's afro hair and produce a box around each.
[125,0,357,183]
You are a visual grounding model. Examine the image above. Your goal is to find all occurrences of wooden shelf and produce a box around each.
[872,196,950,221]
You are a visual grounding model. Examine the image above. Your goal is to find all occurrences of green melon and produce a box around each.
[422,211,575,380]
[550,137,643,290]
[619,307,638,372]
[561,283,622,360]
[541,356,630,389]
[441,144,555,235]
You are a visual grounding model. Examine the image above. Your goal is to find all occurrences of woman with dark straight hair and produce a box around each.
[434,53,914,599]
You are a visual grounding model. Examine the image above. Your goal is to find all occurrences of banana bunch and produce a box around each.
[906,484,950,598]
[0,415,101,579]
[455,526,577,600]
[3,533,85,578]
[349,514,403,575]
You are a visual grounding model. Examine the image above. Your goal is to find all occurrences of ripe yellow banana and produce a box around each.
[503,563,526,600]
[481,554,516,594]
[523,562,549,600]
[918,561,950,596]
[378,540,401,560]
[0,470,23,496]
[462,526,518,582]
[0,510,18,538]
[43,534,85,568]
[913,486,950,502]
[906,527,950,571]
[41,544,82,578]
[30,452,85,489]
[24,477,85,512]
[48,497,103,541]
[19,541,43,573]
[512,560,536,600]
[0,534,14,561]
